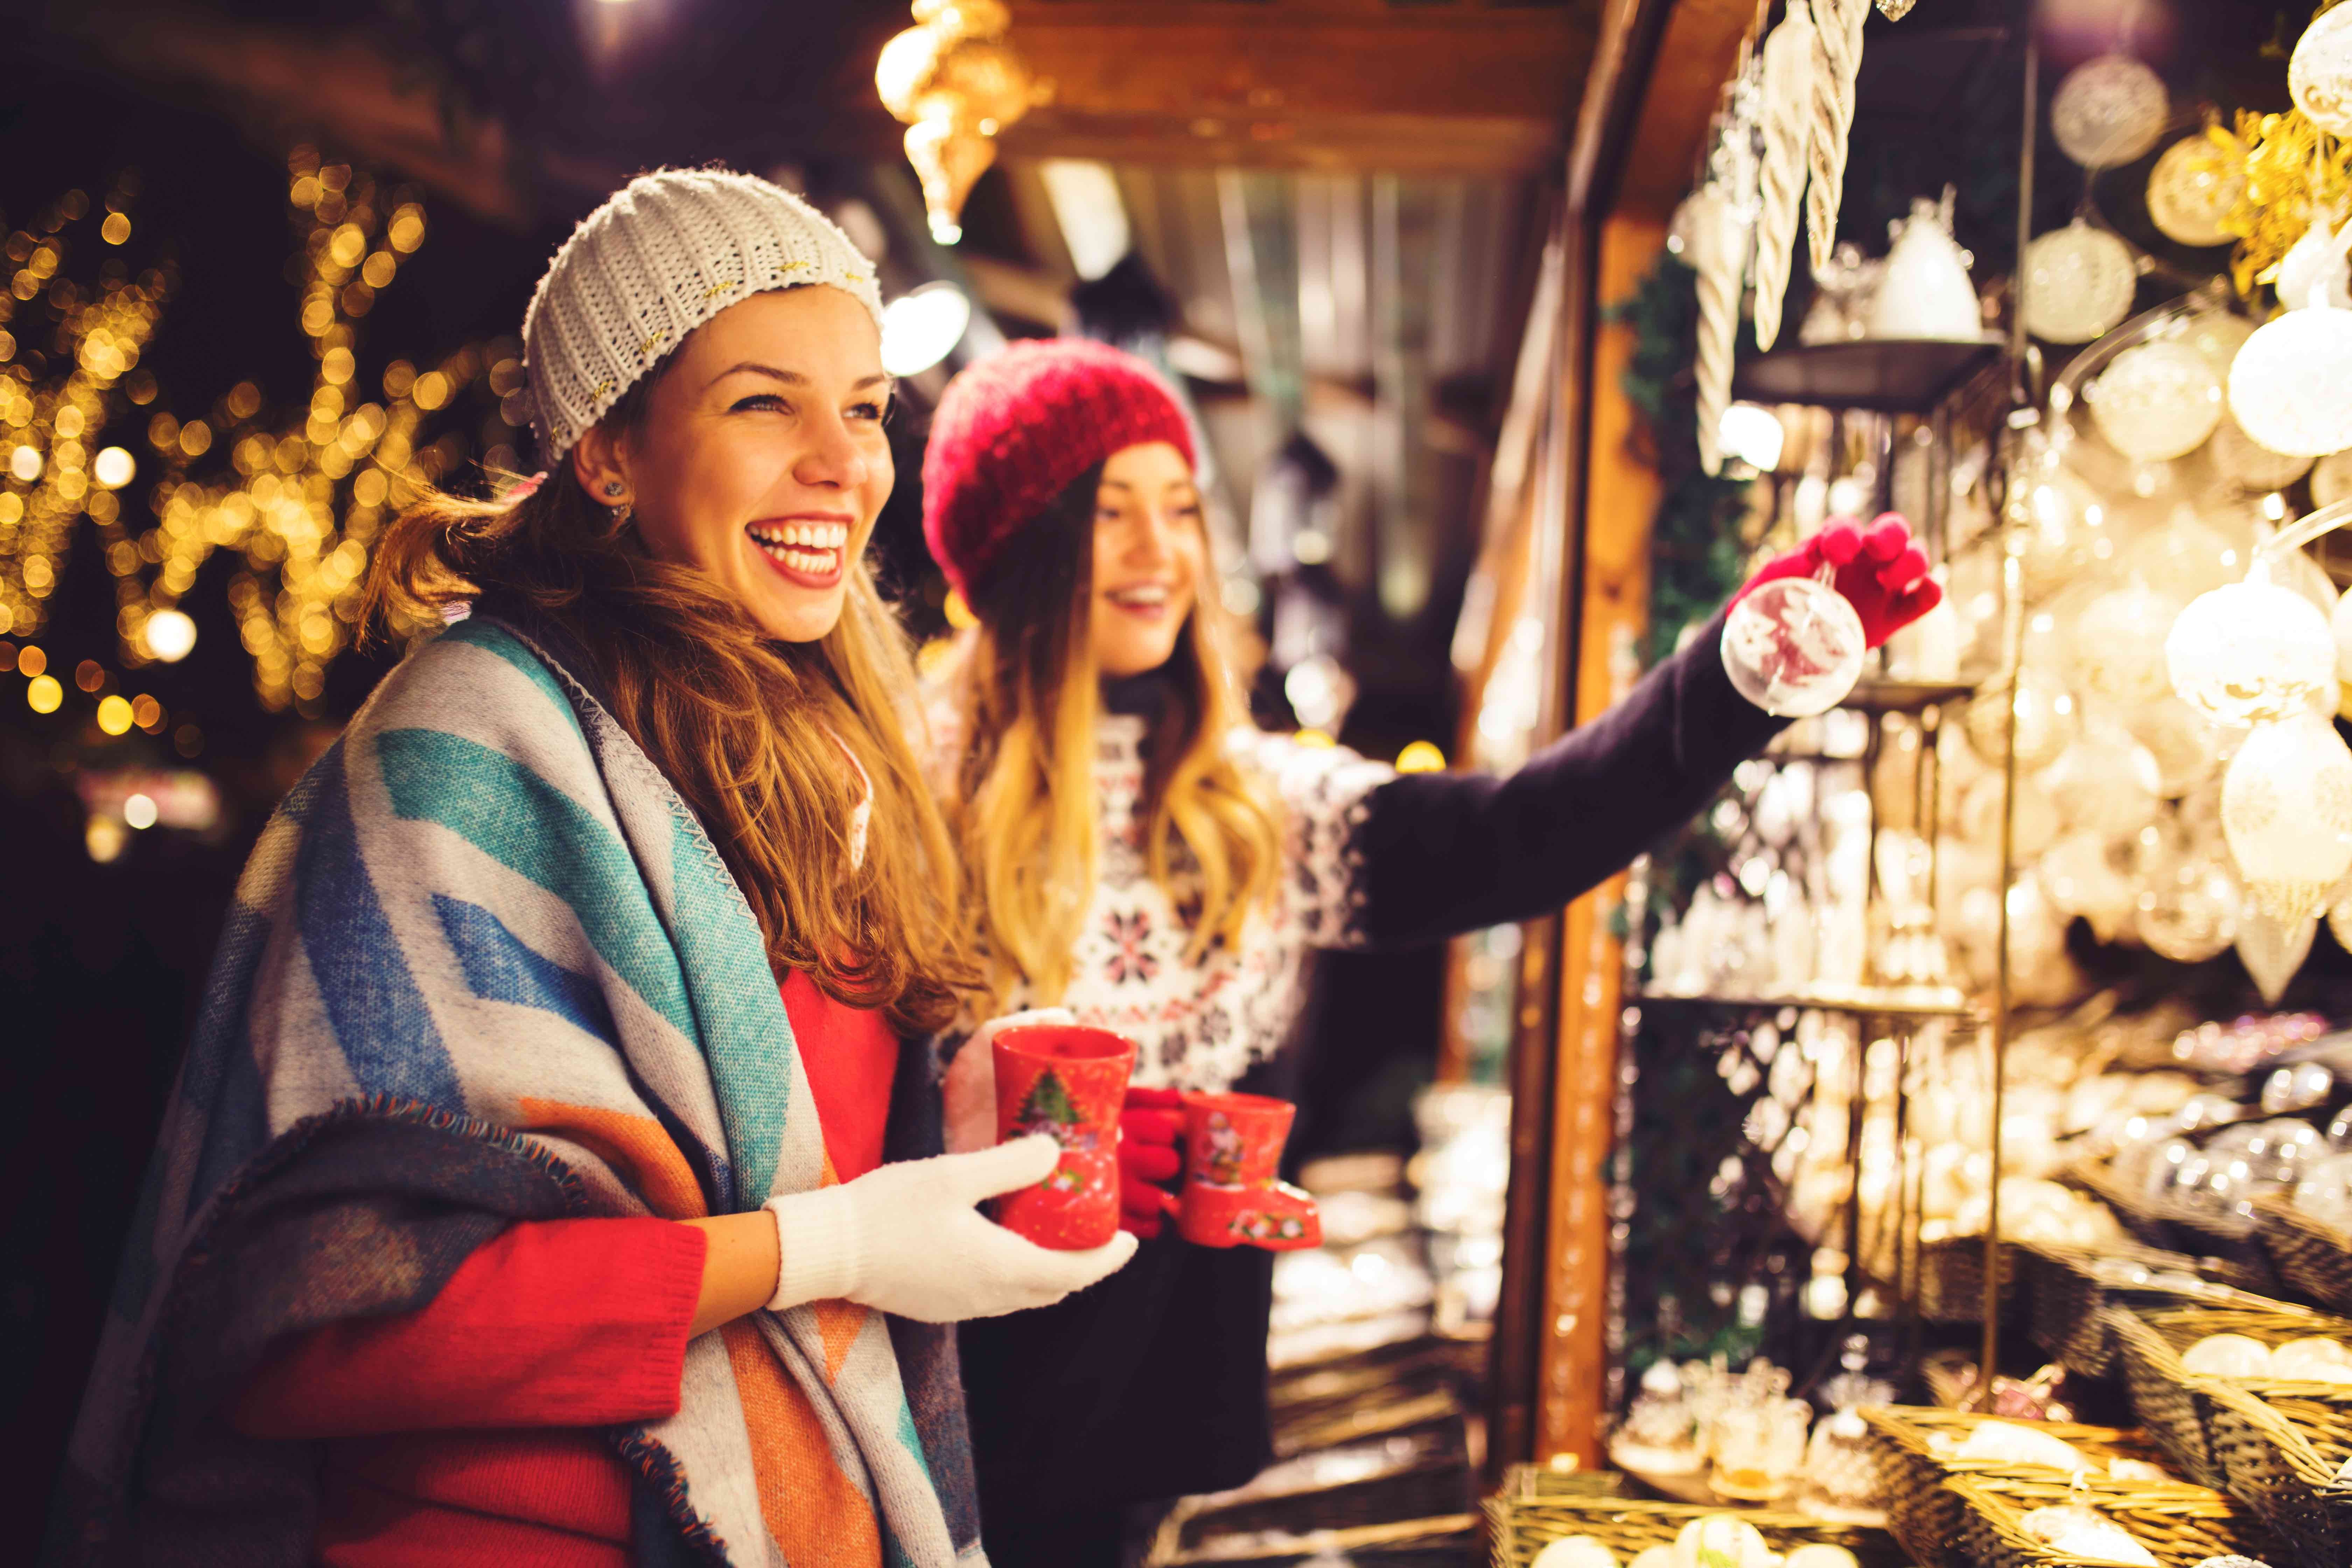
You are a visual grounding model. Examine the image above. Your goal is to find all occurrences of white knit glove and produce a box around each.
[942,1007,1075,1154]
[763,1135,1139,1322]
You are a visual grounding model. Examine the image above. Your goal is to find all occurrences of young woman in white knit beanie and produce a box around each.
[59,167,1126,1568]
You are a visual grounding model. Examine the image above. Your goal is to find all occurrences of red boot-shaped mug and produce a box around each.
[991,1024,1138,1250]
[1175,1092,1322,1251]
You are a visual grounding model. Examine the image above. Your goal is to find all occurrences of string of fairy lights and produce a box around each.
[0,148,512,762]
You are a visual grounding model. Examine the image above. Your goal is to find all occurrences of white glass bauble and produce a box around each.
[2182,308,2259,382]
[2044,724,2165,838]
[2292,2,2352,137]
[2147,136,2246,248]
[2019,221,2137,344]
[1722,574,1867,717]
[2071,584,2185,705]
[1965,669,2080,771]
[1533,1538,1621,1568]
[2129,695,2225,797]
[2088,342,2226,463]
[2275,218,2352,312]
[2182,1333,2274,1377]
[1868,197,1982,341]
[2239,906,2320,1005]
[2040,832,2138,942]
[2222,713,2352,923]
[2315,450,2352,509]
[2051,55,2169,169]
[2019,1506,2159,1568]
[2137,854,2242,962]
[2165,569,2339,724]
[2230,308,2352,457]
[2211,413,2316,491]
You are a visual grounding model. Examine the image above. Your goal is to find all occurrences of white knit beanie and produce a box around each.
[520,168,886,459]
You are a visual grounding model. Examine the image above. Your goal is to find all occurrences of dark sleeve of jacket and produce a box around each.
[1351,605,1788,946]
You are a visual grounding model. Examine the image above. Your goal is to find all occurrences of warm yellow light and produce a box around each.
[944,589,977,630]
[96,694,134,735]
[26,674,61,713]
[123,792,158,830]
[131,694,162,729]
[86,816,126,863]
[100,212,131,245]
[93,446,135,488]
[1396,740,1447,773]
[18,645,47,678]
[144,608,197,662]
[1295,728,1336,748]
[10,445,41,482]
[410,371,450,411]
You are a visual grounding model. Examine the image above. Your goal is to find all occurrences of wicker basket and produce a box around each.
[2200,1374,2352,1568]
[1916,1237,2014,1324]
[2105,1301,2352,1489]
[1485,1470,1904,1568]
[1945,1475,2258,1568]
[2253,1192,2352,1317]
[1859,1408,2174,1568]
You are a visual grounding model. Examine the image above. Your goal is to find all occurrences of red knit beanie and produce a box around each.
[922,338,1196,600]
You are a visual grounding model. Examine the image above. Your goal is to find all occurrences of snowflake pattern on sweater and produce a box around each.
[1040,715,1394,1092]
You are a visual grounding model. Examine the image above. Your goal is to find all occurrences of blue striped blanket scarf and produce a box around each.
[50,614,983,1567]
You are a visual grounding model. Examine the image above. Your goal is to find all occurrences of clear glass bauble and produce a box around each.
[2137,853,2243,962]
[2315,450,2352,509]
[2088,341,2226,463]
[2229,308,2352,458]
[2051,55,2169,170]
[2043,723,2165,839]
[2070,584,2186,705]
[1965,668,2080,772]
[2183,308,2259,382]
[2292,2,2352,138]
[2211,413,2316,492]
[2019,220,2137,344]
[2128,695,2225,797]
[2221,713,2352,924]
[1960,768,2063,859]
[2238,905,2320,1006]
[1722,573,1868,718]
[2165,568,2339,724]
[2146,135,2246,248]
[2274,218,2352,312]
[2039,832,2138,943]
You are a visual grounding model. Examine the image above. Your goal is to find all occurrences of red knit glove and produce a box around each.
[1733,513,1941,650]
[1119,1087,1185,1239]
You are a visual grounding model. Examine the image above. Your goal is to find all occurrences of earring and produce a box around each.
[609,502,633,529]
[603,481,625,498]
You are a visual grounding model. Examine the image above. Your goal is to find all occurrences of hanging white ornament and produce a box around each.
[2137,854,2242,963]
[2292,2,2352,138]
[2087,341,2224,463]
[2210,412,2316,492]
[1691,185,1746,478]
[1874,0,1919,18]
[2018,220,2137,344]
[2051,55,2169,170]
[2071,584,2184,706]
[2229,308,2352,457]
[1752,5,1817,351]
[1721,562,1869,715]
[2274,216,2352,312]
[2165,560,2339,725]
[1805,0,1871,275]
[2146,135,2246,248]
[2238,905,2320,1006]
[2221,712,2352,924]
[1869,195,1981,339]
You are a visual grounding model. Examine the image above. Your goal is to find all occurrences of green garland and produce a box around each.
[1606,251,1754,665]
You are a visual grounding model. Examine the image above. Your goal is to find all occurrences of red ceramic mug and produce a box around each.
[991,1023,1138,1250]
[1175,1091,1322,1252]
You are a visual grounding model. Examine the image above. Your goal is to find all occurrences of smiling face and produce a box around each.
[569,285,893,643]
[1090,440,1205,679]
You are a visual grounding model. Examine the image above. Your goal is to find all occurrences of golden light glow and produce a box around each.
[122,791,157,829]
[1395,740,1447,773]
[876,0,1048,245]
[130,693,162,729]
[17,644,45,677]
[96,694,133,734]
[93,446,134,488]
[26,673,61,712]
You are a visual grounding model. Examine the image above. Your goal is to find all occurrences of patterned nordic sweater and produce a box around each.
[948,606,1782,1094]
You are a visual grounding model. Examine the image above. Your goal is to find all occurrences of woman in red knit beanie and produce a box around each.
[920,338,1941,1566]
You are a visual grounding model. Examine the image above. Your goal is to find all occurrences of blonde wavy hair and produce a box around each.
[940,465,1282,1014]
[366,372,980,1035]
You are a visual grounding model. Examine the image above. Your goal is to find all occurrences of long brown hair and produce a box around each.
[940,467,1281,1013]
[366,374,979,1035]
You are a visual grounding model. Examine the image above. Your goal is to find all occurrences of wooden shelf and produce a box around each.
[1732,337,2005,415]
[1636,983,1979,1020]
[1840,678,1977,714]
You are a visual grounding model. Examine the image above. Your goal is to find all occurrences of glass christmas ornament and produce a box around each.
[1965,669,2079,772]
[2040,832,2138,942]
[2044,724,2164,839]
[2129,695,2225,797]
[2315,450,2352,509]
[2221,713,2352,924]
[1722,564,1868,717]
[1868,197,1982,341]
[2051,55,2168,170]
[2012,464,2107,599]
[2137,853,2242,962]
[2019,221,2137,344]
[2165,563,2339,724]
[2281,219,2352,313]
[2088,341,2226,463]
[2183,308,2259,381]
[2211,412,2316,491]
[2238,906,2320,1006]
[2293,2,2352,137]
[2018,1506,2158,1568]
[1960,769,2063,859]
[2147,135,2247,248]
[2230,307,2352,457]
[2071,584,2185,705]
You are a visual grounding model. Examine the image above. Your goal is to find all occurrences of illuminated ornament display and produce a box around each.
[2166,564,2339,724]
[2051,55,2168,170]
[1720,567,1867,717]
[2291,2,2352,138]
[2070,584,2182,705]
[2137,854,2242,962]
[2147,134,2247,247]
[2220,712,2352,923]
[1965,667,2079,771]
[2228,308,2352,457]
[2239,906,2320,1006]
[2182,307,2257,380]
[2210,413,2315,491]
[2086,341,2224,463]
[2019,220,2136,344]
[876,0,1048,245]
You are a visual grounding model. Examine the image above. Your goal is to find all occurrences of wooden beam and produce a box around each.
[1001,0,1602,174]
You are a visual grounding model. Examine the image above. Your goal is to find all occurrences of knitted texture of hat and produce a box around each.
[521,168,884,459]
[921,338,1196,600]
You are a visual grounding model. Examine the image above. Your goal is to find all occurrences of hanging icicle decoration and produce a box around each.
[1753,2,1818,350]
[1805,0,1871,275]
[1695,52,1765,476]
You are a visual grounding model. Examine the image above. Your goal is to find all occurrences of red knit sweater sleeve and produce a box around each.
[232,1216,707,1439]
